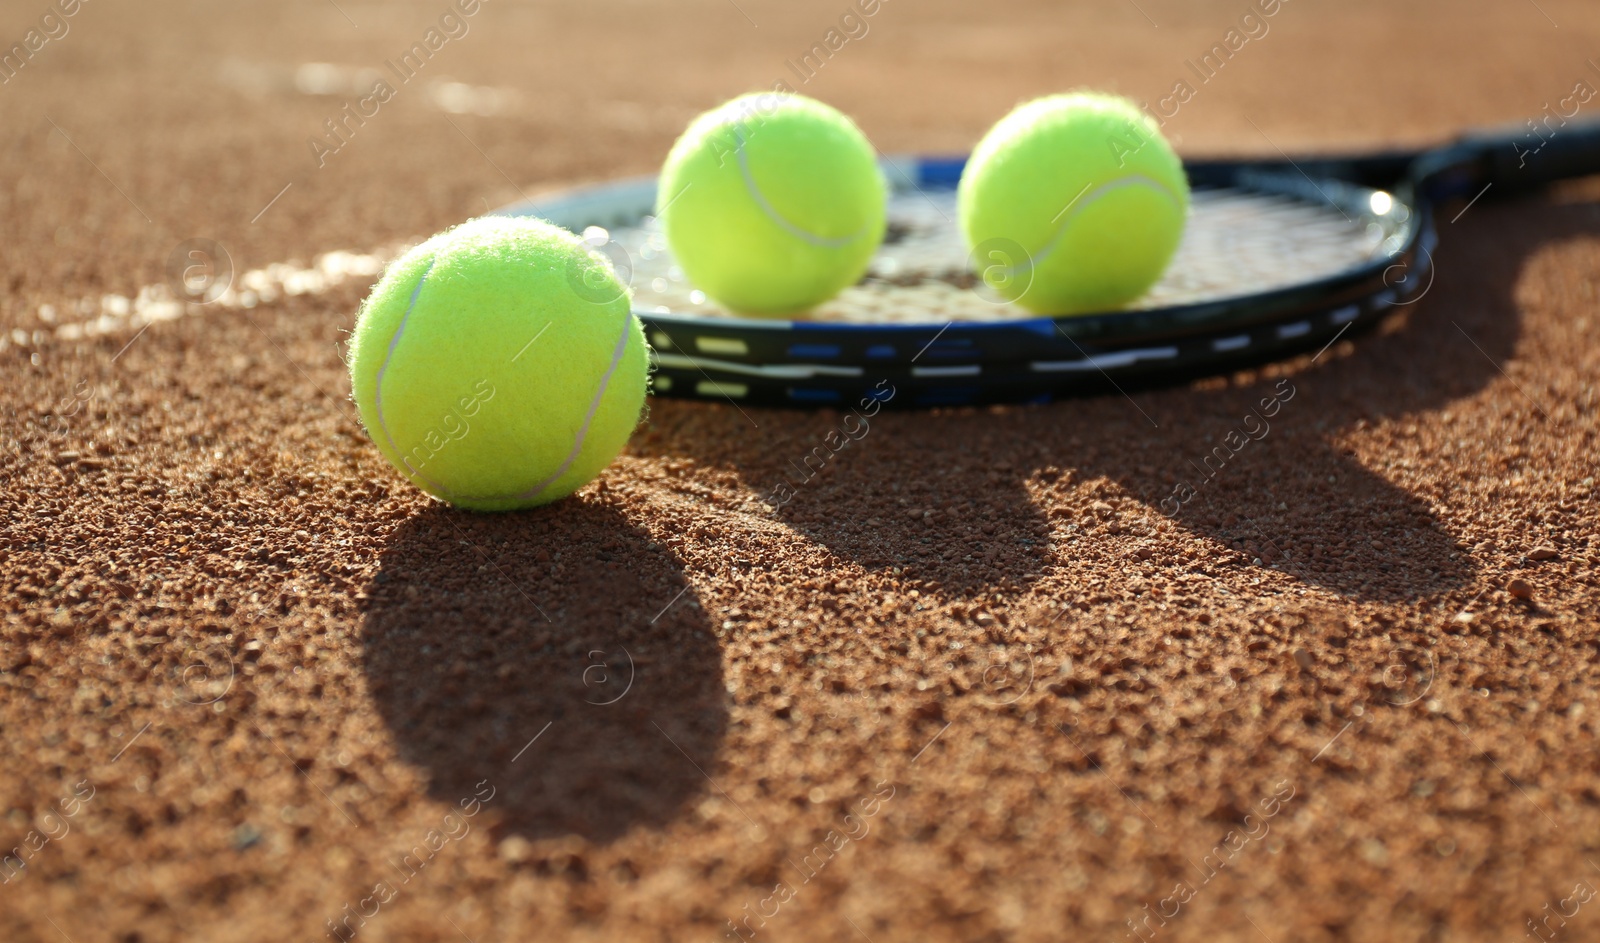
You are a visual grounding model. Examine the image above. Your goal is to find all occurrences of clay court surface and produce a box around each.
[4,0,1600,940]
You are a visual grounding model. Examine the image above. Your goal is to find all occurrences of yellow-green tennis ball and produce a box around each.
[348,216,648,512]
[658,92,887,315]
[958,92,1190,314]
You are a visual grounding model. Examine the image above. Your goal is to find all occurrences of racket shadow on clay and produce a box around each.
[360,500,727,843]
[1068,190,1590,602]
[644,191,1589,605]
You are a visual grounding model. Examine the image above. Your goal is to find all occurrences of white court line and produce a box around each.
[7,243,408,355]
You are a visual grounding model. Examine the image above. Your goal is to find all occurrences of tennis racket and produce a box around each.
[497,116,1600,408]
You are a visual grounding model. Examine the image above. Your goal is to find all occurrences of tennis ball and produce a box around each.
[348,216,649,512]
[658,91,887,315]
[958,92,1190,314]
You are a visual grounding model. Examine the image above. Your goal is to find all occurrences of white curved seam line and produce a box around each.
[735,126,869,249]
[374,259,454,498]
[508,312,633,503]
[437,313,632,506]
[1010,175,1186,274]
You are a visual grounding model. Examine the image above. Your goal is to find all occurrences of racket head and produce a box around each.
[495,155,1433,406]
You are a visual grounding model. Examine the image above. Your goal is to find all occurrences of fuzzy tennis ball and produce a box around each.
[348,216,648,512]
[658,91,887,315]
[958,92,1190,314]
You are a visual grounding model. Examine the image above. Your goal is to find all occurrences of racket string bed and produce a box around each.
[603,188,1391,325]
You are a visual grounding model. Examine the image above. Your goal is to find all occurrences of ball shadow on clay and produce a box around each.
[628,402,1057,616]
[360,500,725,843]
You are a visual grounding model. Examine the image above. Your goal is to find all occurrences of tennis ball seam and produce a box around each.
[1017,174,1187,273]
[486,311,635,504]
[371,259,637,506]
[372,256,453,498]
[658,91,887,314]
[732,125,873,249]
